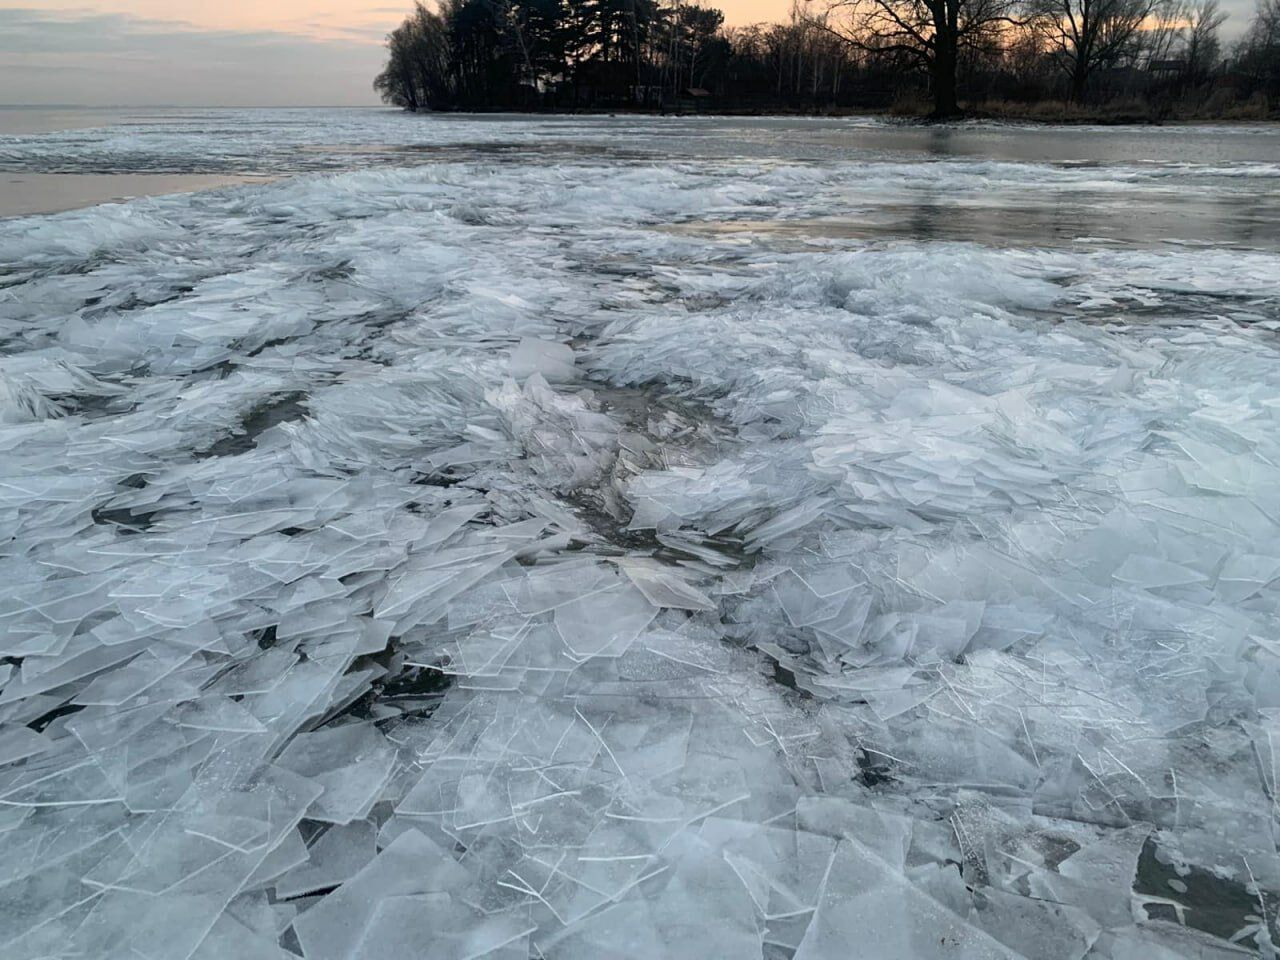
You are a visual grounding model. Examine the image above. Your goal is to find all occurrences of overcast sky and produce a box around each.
[0,0,1260,107]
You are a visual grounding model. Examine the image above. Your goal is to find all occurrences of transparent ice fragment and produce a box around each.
[747,499,831,551]
[795,839,1020,960]
[0,725,55,766]
[771,570,854,629]
[274,820,377,899]
[503,561,616,616]
[275,723,396,824]
[191,911,297,960]
[1038,826,1149,930]
[620,559,716,611]
[509,338,575,383]
[244,827,310,891]
[554,583,657,660]
[543,835,764,959]
[968,886,1101,960]
[1112,555,1208,588]
[699,817,838,922]
[348,895,534,960]
[292,829,472,960]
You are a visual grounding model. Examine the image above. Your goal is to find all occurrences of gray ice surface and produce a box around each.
[0,112,1278,959]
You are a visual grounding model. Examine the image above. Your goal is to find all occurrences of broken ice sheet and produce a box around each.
[275,723,396,824]
[69,761,321,959]
[445,618,530,677]
[771,568,856,628]
[967,887,1101,960]
[274,820,376,899]
[1034,825,1151,931]
[554,581,657,660]
[795,839,1021,960]
[699,817,837,922]
[2,116,1280,960]
[291,829,472,960]
[348,895,533,960]
[502,560,617,616]
[0,725,55,766]
[243,826,310,891]
[540,835,764,960]
[191,911,298,960]
[745,497,831,551]
[509,337,576,383]
[1112,554,1209,589]
[619,558,716,611]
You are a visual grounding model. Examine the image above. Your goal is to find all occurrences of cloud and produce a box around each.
[0,7,387,105]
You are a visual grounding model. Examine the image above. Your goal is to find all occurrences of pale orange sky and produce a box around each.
[0,0,806,103]
[18,0,794,41]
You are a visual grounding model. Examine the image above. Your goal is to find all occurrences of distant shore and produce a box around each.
[409,103,1280,126]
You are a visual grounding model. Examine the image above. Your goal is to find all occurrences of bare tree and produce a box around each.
[1144,0,1188,65]
[820,0,1023,116]
[1182,0,1226,78]
[374,4,455,110]
[1236,0,1280,94]
[1241,0,1280,49]
[1028,0,1170,101]
[374,24,422,110]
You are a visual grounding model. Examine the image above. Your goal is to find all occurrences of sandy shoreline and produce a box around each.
[0,171,273,218]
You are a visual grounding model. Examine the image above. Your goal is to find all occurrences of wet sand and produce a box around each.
[0,172,269,218]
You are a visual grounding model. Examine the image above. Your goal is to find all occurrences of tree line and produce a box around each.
[373,0,1280,117]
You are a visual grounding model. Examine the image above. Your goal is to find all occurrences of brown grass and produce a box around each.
[965,94,1276,123]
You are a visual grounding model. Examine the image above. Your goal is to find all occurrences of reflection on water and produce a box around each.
[667,190,1280,250]
[744,120,1280,165]
[1,106,1278,246]
[5,105,1280,171]
[0,106,136,136]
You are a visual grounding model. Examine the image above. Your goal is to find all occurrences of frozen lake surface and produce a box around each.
[1,108,1280,959]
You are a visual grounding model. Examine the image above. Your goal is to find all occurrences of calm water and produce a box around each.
[0,105,134,136]
[2,106,1278,250]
